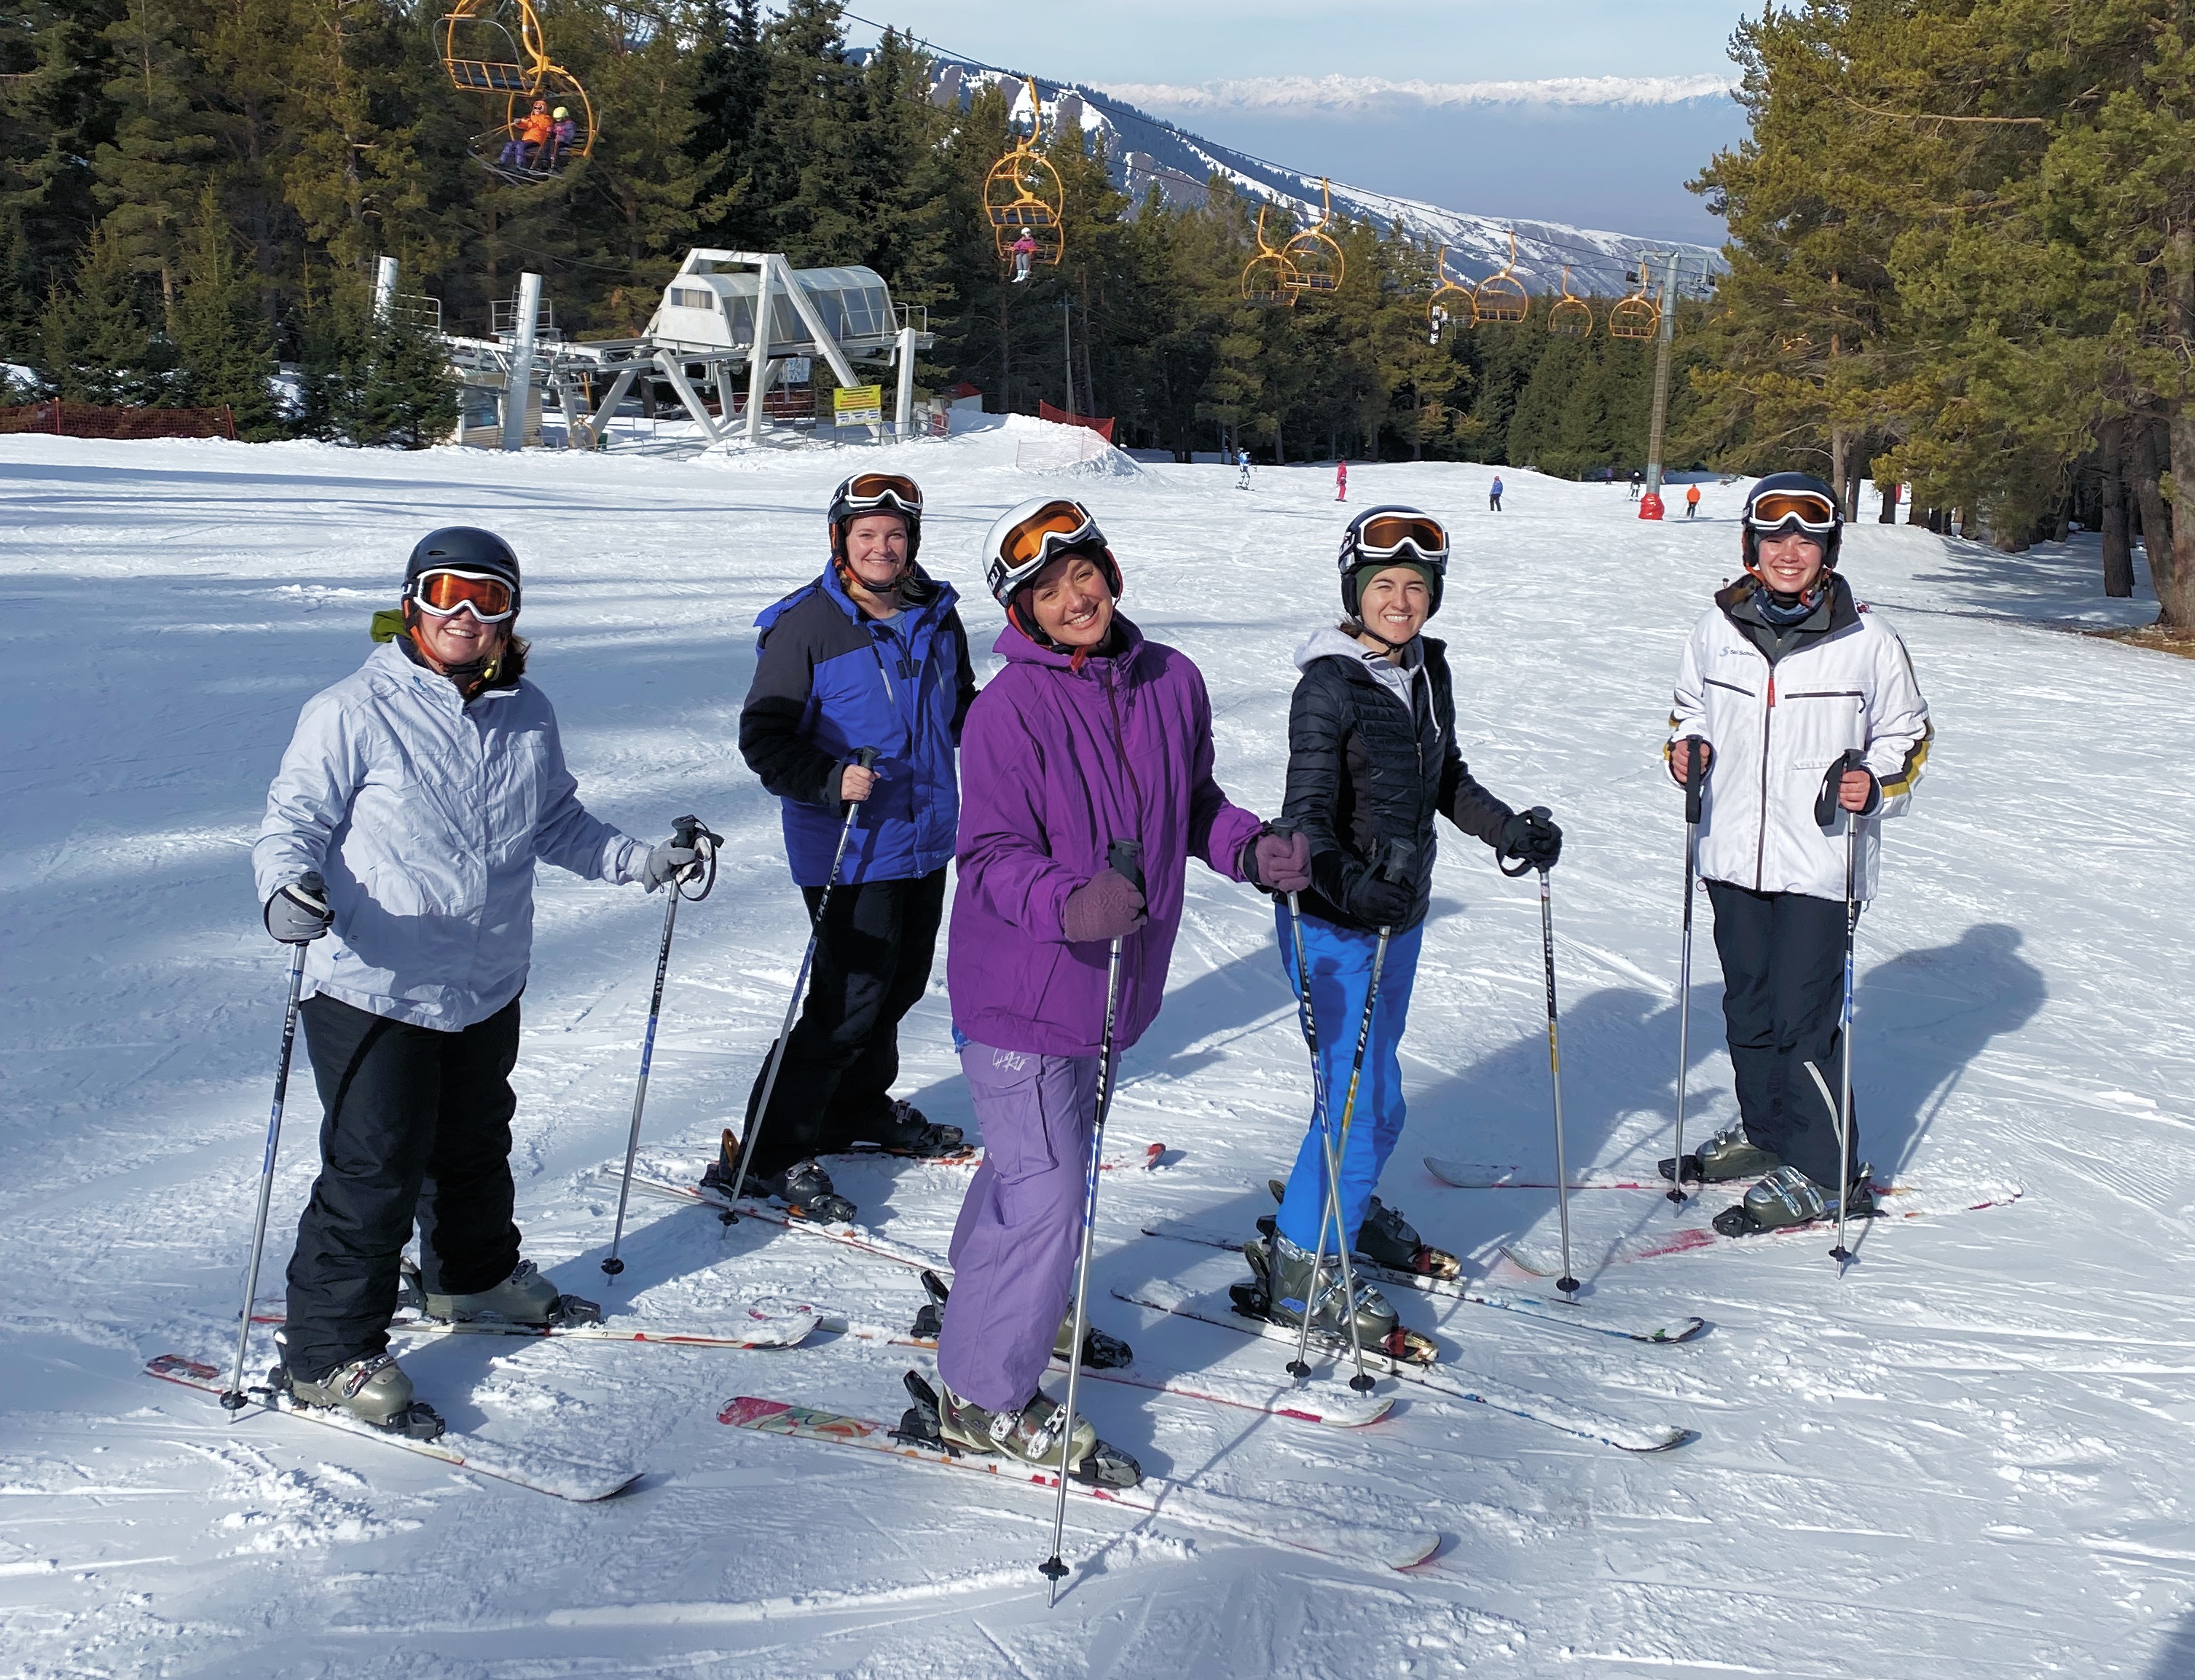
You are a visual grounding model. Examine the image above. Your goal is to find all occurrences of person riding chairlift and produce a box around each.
[1012,229,1037,284]
[503,98,551,173]
[547,106,575,168]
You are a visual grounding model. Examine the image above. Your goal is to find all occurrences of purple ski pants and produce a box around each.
[935,1041,1100,1413]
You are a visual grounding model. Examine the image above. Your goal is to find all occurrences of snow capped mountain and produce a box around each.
[922,58,1726,297]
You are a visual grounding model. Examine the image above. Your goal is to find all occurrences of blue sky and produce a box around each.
[840,2,1755,243]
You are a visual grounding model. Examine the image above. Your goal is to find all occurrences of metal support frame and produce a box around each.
[585,364,641,444]
[654,350,723,444]
[1641,252,1684,499]
[893,322,919,441]
[500,270,542,452]
[373,255,400,321]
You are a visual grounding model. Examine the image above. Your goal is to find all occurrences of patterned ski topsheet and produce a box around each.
[144,1354,641,1502]
[1495,1182,2025,1276]
[1426,1155,2016,1196]
[720,1395,1440,1570]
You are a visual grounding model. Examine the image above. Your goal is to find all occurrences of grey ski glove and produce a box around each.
[641,832,703,892]
[264,872,331,943]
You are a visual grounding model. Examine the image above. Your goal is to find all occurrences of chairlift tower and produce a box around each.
[1638,250,1690,519]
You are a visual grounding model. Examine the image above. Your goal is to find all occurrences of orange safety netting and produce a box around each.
[0,401,237,440]
[1037,400,1114,443]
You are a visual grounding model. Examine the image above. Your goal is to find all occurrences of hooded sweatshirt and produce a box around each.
[948,613,1263,1058]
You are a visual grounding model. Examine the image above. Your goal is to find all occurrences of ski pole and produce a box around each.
[725,748,879,1223]
[221,881,318,1412]
[603,815,722,1279]
[1814,750,1867,1269]
[1285,837,1410,1390]
[1669,737,1706,1206]
[1503,811,1577,1296]
[1042,837,1142,1606]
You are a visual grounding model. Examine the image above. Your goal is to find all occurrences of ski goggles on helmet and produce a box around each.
[987,498,1107,601]
[407,568,516,622]
[1351,511,1449,565]
[839,472,923,519]
[1745,489,1838,535]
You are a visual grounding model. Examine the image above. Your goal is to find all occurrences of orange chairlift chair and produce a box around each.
[441,0,595,181]
[1426,247,1472,345]
[984,79,1067,275]
[1280,179,1346,297]
[1548,265,1594,337]
[1470,229,1530,326]
[1608,265,1662,340]
[1240,204,1301,307]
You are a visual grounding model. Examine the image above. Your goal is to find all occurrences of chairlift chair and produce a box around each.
[442,0,595,180]
[1608,268,1661,339]
[1426,247,1472,345]
[985,79,1067,271]
[1240,205,1301,307]
[1548,266,1593,337]
[1280,179,1345,297]
[1471,229,1529,326]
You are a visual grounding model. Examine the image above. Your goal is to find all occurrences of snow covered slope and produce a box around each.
[2,430,2190,1676]
[922,59,1724,295]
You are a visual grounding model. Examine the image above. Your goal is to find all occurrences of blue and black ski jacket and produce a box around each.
[739,563,978,887]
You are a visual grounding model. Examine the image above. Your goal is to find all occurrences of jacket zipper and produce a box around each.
[1100,662,1147,822]
[1753,670,1775,892]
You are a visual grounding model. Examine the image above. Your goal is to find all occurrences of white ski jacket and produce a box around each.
[1668,576,1931,903]
[254,639,648,1030]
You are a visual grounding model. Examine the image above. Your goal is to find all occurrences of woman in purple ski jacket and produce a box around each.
[932,497,1310,1485]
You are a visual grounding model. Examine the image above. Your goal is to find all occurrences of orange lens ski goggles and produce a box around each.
[412,569,516,621]
[1355,511,1449,562]
[843,473,924,515]
[1746,490,1838,533]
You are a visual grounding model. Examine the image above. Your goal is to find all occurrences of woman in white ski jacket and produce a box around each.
[251,527,699,1433]
[1665,474,1931,1230]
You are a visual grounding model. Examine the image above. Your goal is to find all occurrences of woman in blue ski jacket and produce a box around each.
[1247,506,1564,1350]
[707,473,979,1224]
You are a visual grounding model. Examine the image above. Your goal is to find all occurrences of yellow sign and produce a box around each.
[832,384,884,425]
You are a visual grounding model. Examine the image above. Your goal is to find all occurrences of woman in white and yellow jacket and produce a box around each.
[1666,474,1931,1228]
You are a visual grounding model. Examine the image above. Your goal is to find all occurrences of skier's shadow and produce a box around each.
[2147,1608,2195,1679]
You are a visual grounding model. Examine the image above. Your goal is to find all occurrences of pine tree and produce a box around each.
[94,0,219,329]
[41,224,169,402]
[296,278,456,447]
[170,185,279,431]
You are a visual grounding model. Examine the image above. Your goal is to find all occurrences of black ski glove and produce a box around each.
[1343,862,1415,928]
[264,872,331,943]
[1499,808,1563,871]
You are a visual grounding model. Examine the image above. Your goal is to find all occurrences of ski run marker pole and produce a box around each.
[1284,836,1409,1392]
[1670,737,1706,1206]
[603,815,722,1279]
[725,749,879,1225]
[222,882,318,1411]
[1042,837,1142,1606]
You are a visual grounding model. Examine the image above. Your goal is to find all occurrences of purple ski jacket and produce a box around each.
[949,613,1265,1059]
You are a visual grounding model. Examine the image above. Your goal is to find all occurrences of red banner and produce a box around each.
[1038,400,1115,443]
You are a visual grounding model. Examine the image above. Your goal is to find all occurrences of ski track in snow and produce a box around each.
[2,425,2191,1677]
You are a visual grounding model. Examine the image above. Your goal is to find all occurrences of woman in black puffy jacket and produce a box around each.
[1246,507,1563,1340]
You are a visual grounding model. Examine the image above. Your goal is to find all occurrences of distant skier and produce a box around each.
[1335,458,1348,503]
[1242,507,1561,1347]
[1236,448,1252,490]
[1011,229,1037,284]
[254,528,704,1430]
[705,474,978,1226]
[1685,482,1702,519]
[1663,474,1933,1233]
[1488,475,1504,512]
[1629,468,1644,501]
[932,496,1307,1484]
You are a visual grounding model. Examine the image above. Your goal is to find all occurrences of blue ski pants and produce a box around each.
[1272,905,1424,1256]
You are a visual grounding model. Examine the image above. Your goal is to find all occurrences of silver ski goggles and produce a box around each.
[1745,490,1837,535]
[987,499,1108,600]
[1353,511,1449,565]
[407,568,517,622]
[841,471,924,518]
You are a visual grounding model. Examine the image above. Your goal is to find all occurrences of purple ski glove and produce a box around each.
[1243,829,1312,893]
[1061,868,1147,943]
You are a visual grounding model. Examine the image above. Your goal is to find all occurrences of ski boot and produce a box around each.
[407,1258,602,1327]
[1661,1121,1780,1186]
[702,1128,857,1223]
[1711,1162,1877,1236]
[909,1270,1133,1369]
[275,1334,443,1439]
[1236,1233,1435,1365]
[857,1100,967,1161]
[933,1374,1142,1488]
[1261,1182,1461,1280]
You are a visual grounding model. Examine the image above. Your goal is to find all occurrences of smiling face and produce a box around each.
[412,604,508,672]
[1752,530,1828,597]
[841,512,909,600]
[1024,550,1115,650]
[1354,565,1432,650]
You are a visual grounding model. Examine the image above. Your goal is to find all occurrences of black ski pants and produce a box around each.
[282,993,523,1381]
[743,867,947,1174]
[1705,881,1859,1190]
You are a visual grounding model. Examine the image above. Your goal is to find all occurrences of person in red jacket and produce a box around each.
[1335,458,1348,502]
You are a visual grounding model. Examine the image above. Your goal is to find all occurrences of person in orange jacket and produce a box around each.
[1685,482,1703,519]
[518,99,552,170]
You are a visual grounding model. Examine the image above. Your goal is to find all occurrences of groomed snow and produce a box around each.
[2,428,2190,1678]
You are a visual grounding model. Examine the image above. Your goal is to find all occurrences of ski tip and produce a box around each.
[146,1353,221,1382]
[1625,1426,1699,1454]
[718,1395,792,1428]
[1643,1316,1711,1344]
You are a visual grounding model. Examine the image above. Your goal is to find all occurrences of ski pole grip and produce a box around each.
[1380,837,1413,883]
[855,747,881,769]
[1107,838,1145,895]
[299,869,325,898]
[1681,738,1705,825]
[1815,749,1864,830]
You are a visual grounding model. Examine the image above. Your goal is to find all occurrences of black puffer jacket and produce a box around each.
[1283,625,1513,934]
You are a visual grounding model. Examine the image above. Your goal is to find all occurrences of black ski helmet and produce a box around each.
[1338,506,1448,620]
[1741,472,1844,573]
[828,471,923,564]
[402,527,522,613]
